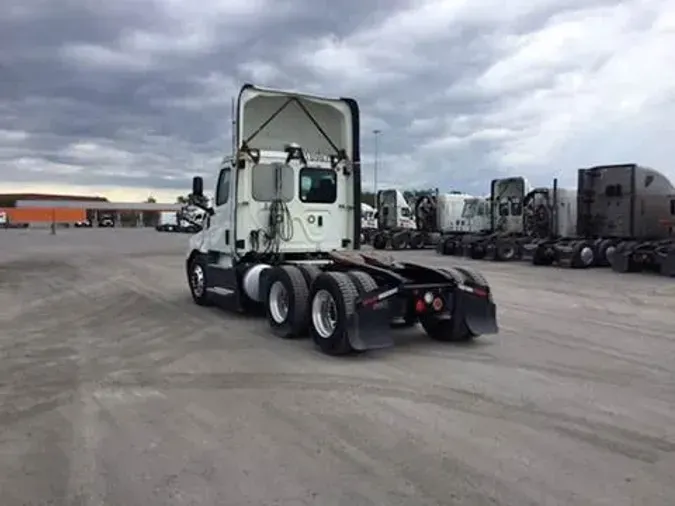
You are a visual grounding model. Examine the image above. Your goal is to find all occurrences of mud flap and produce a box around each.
[454,290,498,336]
[346,301,395,351]
[658,248,675,277]
[610,250,638,273]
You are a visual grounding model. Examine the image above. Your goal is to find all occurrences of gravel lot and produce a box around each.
[1,228,674,506]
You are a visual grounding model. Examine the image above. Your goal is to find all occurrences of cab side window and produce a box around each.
[216,168,230,206]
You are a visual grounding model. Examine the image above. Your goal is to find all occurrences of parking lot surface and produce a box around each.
[1,228,674,505]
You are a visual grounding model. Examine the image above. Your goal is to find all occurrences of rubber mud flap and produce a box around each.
[454,289,498,336]
[347,301,395,351]
[610,246,637,273]
[658,247,675,277]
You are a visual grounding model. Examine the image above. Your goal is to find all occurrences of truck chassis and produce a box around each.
[187,249,498,356]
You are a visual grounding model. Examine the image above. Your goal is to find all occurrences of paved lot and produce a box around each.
[1,228,674,506]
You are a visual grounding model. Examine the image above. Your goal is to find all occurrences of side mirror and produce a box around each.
[192,176,204,197]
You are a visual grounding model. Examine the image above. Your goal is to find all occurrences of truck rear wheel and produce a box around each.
[420,314,474,342]
[265,265,310,339]
[571,241,595,268]
[410,233,424,249]
[391,233,408,250]
[495,240,518,261]
[372,233,387,250]
[297,264,321,288]
[420,267,474,342]
[309,272,358,356]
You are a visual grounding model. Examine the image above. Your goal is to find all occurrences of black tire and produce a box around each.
[419,313,474,342]
[188,254,212,306]
[442,237,457,255]
[297,264,322,288]
[372,233,387,250]
[419,267,474,342]
[532,245,554,266]
[391,233,408,250]
[495,240,517,261]
[265,265,310,338]
[571,241,595,268]
[308,272,359,356]
[346,270,377,294]
[452,265,489,288]
[437,266,465,284]
[410,233,424,249]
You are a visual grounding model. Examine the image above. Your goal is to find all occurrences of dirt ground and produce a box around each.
[1,228,674,506]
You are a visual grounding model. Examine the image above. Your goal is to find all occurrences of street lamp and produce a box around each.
[373,129,381,200]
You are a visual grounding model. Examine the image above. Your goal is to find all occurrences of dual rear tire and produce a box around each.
[264,266,370,356]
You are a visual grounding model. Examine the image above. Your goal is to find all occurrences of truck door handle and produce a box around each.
[225,230,230,244]
[318,216,323,227]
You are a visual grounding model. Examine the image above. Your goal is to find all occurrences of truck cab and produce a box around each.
[376,189,416,231]
[490,177,531,234]
[188,84,360,276]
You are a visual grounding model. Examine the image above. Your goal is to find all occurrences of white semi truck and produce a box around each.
[360,202,377,244]
[184,84,499,355]
[156,211,178,232]
[372,190,480,250]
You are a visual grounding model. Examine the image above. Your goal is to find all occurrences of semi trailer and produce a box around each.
[184,83,499,356]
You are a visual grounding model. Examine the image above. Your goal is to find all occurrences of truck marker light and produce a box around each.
[415,299,426,313]
[423,291,434,304]
[432,297,443,311]
[472,287,488,298]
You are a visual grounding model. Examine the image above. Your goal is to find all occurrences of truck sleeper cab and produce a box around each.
[185,84,499,355]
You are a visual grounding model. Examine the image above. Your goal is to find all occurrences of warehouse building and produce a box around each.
[0,193,183,228]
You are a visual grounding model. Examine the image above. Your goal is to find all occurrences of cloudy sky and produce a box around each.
[1,0,674,202]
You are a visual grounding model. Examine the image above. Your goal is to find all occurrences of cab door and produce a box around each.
[207,165,233,266]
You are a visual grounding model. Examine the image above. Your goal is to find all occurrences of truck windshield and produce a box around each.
[462,200,481,218]
[510,199,522,215]
[498,202,510,216]
[299,167,337,204]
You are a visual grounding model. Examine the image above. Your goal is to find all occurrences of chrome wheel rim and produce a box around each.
[312,289,338,338]
[191,263,205,297]
[580,246,594,266]
[269,281,289,323]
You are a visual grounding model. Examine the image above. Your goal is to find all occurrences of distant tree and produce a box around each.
[176,195,189,204]
[145,195,157,203]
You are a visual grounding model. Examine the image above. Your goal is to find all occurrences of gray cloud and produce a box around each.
[1,0,674,199]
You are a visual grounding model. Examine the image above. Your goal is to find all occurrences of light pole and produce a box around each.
[373,129,381,202]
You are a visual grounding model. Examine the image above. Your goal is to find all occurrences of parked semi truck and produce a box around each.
[184,83,498,356]
[370,189,416,249]
[372,190,473,250]
[360,202,377,244]
[438,164,675,275]
[436,196,492,255]
[579,164,675,275]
